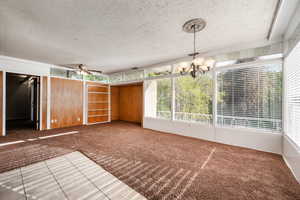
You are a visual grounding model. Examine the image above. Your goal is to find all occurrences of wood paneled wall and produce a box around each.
[86,82,109,124]
[0,72,3,136]
[41,76,47,130]
[51,78,83,129]
[111,84,143,123]
[110,86,119,121]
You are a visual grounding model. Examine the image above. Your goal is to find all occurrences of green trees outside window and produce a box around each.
[175,75,213,124]
[145,62,282,132]
[156,79,172,119]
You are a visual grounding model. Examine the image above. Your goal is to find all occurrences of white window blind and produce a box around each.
[286,42,300,146]
[217,64,282,132]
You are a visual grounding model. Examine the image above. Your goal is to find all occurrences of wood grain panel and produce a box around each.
[110,86,119,121]
[88,110,108,116]
[86,82,108,87]
[119,85,143,123]
[88,86,108,93]
[88,103,109,110]
[51,78,83,129]
[88,93,108,102]
[88,116,109,123]
[41,76,47,130]
[0,72,3,136]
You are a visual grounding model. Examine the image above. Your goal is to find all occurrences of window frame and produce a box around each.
[215,59,283,133]
[143,58,283,134]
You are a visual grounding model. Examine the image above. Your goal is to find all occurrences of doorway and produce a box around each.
[110,83,143,124]
[6,73,40,133]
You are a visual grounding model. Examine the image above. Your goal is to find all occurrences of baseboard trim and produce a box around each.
[283,155,300,184]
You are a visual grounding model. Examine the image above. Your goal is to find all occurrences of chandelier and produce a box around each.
[180,18,215,78]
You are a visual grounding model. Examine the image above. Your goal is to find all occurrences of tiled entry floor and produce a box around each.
[0,151,146,200]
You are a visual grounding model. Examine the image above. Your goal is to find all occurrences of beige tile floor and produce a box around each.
[0,151,146,200]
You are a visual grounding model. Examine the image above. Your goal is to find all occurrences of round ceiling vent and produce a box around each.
[182,18,206,33]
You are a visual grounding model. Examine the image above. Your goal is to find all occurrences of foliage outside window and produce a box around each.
[175,74,213,124]
[156,79,172,119]
[84,74,108,83]
[51,68,69,78]
[173,61,192,74]
[51,68,108,83]
[123,70,144,81]
[109,73,123,83]
[144,61,282,132]
[217,64,282,132]
[68,71,83,80]
[50,68,83,80]
[145,65,172,78]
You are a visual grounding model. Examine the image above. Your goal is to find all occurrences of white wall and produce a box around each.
[143,117,282,154]
[284,1,300,40]
[215,127,282,154]
[0,55,51,76]
[143,117,215,142]
[283,136,300,182]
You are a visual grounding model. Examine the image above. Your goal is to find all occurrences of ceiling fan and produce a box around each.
[59,64,103,75]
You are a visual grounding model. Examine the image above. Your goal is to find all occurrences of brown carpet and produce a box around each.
[0,121,299,200]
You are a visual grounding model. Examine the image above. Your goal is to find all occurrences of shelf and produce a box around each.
[88,102,109,104]
[88,109,110,111]
[87,85,108,88]
[88,92,109,94]
[88,114,109,117]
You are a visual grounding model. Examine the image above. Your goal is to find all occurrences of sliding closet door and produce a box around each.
[119,85,143,123]
[51,78,83,128]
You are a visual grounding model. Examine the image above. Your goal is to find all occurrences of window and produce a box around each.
[123,70,144,81]
[173,61,192,74]
[145,65,171,78]
[144,78,172,119]
[50,68,83,80]
[285,42,300,146]
[84,74,109,83]
[175,74,213,124]
[109,73,123,83]
[217,63,282,132]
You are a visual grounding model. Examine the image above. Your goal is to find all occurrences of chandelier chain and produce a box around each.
[193,25,196,59]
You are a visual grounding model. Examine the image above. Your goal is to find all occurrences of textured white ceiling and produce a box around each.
[0,0,280,73]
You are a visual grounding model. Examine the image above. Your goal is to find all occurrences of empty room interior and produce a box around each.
[0,0,300,200]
